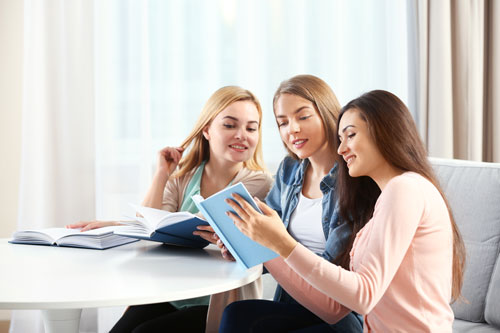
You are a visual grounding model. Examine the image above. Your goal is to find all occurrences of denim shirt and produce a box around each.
[265,156,352,303]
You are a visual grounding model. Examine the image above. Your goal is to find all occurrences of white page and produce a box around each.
[130,204,196,229]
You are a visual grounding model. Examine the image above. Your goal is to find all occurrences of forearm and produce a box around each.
[141,171,170,209]
[265,257,351,324]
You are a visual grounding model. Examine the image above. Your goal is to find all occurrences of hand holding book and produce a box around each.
[192,182,278,269]
[225,193,298,259]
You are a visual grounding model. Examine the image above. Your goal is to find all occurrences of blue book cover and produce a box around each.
[114,205,210,248]
[192,182,279,269]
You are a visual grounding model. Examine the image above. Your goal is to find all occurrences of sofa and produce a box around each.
[431,158,500,332]
[262,157,500,331]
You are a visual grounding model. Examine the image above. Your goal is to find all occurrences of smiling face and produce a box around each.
[274,93,329,160]
[203,100,260,165]
[337,108,387,179]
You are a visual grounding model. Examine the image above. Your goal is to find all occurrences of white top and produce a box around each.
[288,192,326,254]
[0,240,262,310]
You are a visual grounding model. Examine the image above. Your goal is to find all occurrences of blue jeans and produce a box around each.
[219,300,363,333]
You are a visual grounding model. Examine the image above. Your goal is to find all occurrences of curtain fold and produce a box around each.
[12,1,99,332]
[414,0,500,162]
[486,0,500,162]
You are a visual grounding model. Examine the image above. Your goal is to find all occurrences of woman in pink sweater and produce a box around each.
[223,90,466,332]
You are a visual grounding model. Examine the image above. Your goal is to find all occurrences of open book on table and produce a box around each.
[9,226,138,250]
[192,182,279,269]
[113,204,210,248]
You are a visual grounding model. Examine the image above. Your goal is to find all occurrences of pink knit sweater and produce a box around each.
[269,172,454,332]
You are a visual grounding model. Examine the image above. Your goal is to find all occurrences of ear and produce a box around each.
[202,125,210,141]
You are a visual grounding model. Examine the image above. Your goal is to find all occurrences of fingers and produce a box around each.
[80,225,93,232]
[217,239,236,261]
[193,230,218,244]
[225,199,248,222]
[159,146,184,163]
[193,225,218,244]
[77,221,116,232]
[195,225,214,233]
[66,222,87,229]
[216,238,225,249]
[221,246,235,261]
[225,210,245,230]
[225,193,259,222]
[231,193,258,214]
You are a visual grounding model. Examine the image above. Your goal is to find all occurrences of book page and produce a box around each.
[130,204,196,229]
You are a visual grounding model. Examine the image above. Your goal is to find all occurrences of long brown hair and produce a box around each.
[174,86,266,178]
[335,90,465,302]
[272,74,341,159]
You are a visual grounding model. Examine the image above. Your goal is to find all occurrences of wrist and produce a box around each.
[275,236,298,259]
[153,169,170,183]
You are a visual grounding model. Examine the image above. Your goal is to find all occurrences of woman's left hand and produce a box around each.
[225,194,298,258]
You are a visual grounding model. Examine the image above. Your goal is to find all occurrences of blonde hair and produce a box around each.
[174,86,266,178]
[273,74,341,159]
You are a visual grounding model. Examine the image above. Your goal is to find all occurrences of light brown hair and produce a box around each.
[272,74,341,159]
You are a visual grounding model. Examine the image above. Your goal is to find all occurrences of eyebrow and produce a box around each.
[275,106,311,119]
[222,116,259,125]
[341,125,355,133]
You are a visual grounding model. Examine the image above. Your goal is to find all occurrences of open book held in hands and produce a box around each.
[192,182,279,269]
[9,226,138,250]
[113,204,210,248]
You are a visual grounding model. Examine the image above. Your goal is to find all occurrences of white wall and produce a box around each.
[0,0,23,323]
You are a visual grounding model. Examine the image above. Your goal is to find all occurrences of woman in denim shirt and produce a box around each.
[219,75,363,332]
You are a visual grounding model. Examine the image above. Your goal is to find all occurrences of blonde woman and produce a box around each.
[68,86,273,332]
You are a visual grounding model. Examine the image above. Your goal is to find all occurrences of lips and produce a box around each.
[229,144,248,152]
[291,138,308,149]
[344,155,355,167]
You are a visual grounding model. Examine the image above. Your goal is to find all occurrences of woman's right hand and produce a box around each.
[65,220,122,232]
[156,146,184,176]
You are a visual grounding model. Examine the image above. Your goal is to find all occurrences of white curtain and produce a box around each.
[12,1,100,332]
[14,0,409,332]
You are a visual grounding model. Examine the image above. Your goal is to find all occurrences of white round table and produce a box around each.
[0,239,262,332]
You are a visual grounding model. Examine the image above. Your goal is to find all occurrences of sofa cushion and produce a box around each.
[453,319,500,333]
[430,158,500,323]
[485,255,500,328]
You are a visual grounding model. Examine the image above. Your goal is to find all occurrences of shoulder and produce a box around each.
[385,172,434,194]
[235,168,273,189]
[170,167,197,190]
[380,172,440,209]
[276,156,302,183]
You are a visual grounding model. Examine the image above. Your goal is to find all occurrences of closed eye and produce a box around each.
[223,124,236,129]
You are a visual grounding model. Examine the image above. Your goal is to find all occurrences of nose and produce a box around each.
[337,140,347,156]
[289,119,300,134]
[234,126,245,140]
